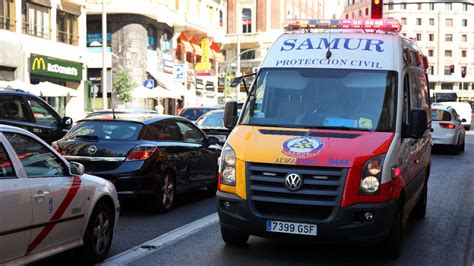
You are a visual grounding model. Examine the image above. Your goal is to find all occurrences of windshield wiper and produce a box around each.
[73,135,99,141]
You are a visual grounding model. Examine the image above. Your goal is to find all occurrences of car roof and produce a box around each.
[432,104,452,112]
[79,114,190,125]
[0,88,35,96]
[182,106,223,110]
[0,124,42,138]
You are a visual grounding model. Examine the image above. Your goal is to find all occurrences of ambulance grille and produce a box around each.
[247,163,346,221]
[259,129,361,139]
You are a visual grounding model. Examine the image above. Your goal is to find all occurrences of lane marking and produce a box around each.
[103,212,219,265]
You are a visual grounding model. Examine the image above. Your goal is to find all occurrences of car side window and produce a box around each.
[451,110,459,121]
[0,142,15,178]
[3,133,66,178]
[143,121,183,141]
[176,121,205,144]
[28,98,58,126]
[0,95,29,121]
[402,74,411,125]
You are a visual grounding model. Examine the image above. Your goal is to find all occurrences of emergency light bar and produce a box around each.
[283,19,402,33]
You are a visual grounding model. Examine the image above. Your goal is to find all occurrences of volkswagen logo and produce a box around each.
[87,145,98,155]
[284,173,303,191]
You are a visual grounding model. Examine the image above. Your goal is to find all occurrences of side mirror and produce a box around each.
[224,101,238,129]
[206,136,219,146]
[70,161,84,176]
[461,118,467,123]
[404,109,428,139]
[63,117,73,127]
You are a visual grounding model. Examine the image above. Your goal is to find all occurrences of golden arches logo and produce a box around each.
[32,57,46,70]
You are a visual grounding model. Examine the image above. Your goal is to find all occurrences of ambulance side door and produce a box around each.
[3,132,85,256]
[0,134,32,262]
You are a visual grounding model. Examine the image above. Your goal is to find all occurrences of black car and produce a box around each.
[179,106,223,122]
[195,109,240,145]
[0,88,73,144]
[53,114,221,212]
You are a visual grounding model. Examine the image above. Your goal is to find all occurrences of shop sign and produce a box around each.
[174,64,184,81]
[30,54,82,82]
[195,38,211,72]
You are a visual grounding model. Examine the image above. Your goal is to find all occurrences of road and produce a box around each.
[37,132,474,265]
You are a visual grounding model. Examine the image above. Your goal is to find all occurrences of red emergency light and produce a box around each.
[283,19,402,32]
[371,0,383,19]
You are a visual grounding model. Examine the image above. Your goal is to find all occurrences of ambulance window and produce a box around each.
[403,74,411,125]
[0,143,15,179]
[3,133,66,178]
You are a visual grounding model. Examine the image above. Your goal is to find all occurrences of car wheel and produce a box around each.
[382,203,402,259]
[148,173,175,213]
[412,181,427,219]
[221,228,249,246]
[465,125,471,131]
[460,138,465,152]
[79,202,114,264]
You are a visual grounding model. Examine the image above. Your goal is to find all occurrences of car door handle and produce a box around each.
[33,190,50,200]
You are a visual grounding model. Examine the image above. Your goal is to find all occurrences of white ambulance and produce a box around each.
[0,125,120,264]
[218,19,432,258]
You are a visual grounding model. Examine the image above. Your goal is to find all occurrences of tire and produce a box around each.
[382,203,402,259]
[148,173,176,213]
[207,183,217,196]
[412,181,427,218]
[221,228,249,246]
[79,202,115,264]
[460,138,465,152]
[465,125,471,131]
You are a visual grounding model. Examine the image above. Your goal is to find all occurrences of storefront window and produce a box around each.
[0,0,15,31]
[24,2,51,39]
[57,11,78,46]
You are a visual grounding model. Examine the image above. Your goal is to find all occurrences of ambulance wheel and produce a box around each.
[412,181,427,219]
[80,202,115,263]
[382,203,402,259]
[221,228,249,246]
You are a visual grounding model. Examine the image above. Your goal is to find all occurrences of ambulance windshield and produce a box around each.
[240,68,397,132]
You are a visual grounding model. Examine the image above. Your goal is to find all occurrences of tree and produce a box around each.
[113,69,135,106]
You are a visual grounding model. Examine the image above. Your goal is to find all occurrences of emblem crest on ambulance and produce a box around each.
[282,137,324,159]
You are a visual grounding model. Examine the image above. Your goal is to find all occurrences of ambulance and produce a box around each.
[217,19,431,258]
[0,125,120,264]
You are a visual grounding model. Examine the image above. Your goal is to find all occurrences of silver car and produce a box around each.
[431,105,466,153]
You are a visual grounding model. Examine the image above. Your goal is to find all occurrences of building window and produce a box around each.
[365,8,368,16]
[24,3,51,39]
[163,33,171,55]
[429,18,434,26]
[417,3,422,10]
[445,34,452,42]
[401,17,407,25]
[388,3,394,10]
[401,3,406,10]
[358,10,362,17]
[429,34,434,41]
[463,3,468,11]
[428,50,434,57]
[242,8,252,33]
[429,3,434,10]
[345,14,349,19]
[56,11,78,46]
[240,49,255,60]
[462,50,467,57]
[445,50,452,57]
[416,18,422,25]
[441,83,453,90]
[0,0,15,31]
[416,33,422,41]
[428,66,434,75]
[445,18,453,27]
[462,19,467,27]
[219,10,223,27]
[445,3,452,11]
[444,66,452,75]
[147,25,157,50]
[462,34,467,42]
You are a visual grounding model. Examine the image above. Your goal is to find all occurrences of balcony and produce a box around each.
[0,16,15,32]
[23,23,51,40]
[57,30,79,46]
[63,0,87,6]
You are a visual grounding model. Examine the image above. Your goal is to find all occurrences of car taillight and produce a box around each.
[439,123,455,129]
[52,141,61,154]
[126,145,157,161]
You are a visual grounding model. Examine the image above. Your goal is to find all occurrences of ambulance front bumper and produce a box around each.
[217,191,398,243]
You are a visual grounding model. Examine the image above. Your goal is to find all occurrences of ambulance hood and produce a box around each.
[261,32,401,72]
[227,126,394,168]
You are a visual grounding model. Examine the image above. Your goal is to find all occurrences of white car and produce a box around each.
[0,125,120,264]
[431,106,466,153]
[433,101,472,130]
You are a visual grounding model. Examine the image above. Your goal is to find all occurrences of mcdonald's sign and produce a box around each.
[30,54,83,82]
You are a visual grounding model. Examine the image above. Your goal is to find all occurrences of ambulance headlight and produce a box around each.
[220,145,236,186]
[360,176,380,193]
[359,154,385,194]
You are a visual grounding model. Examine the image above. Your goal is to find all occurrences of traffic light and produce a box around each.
[371,0,383,19]
[461,66,466,78]
[450,65,455,74]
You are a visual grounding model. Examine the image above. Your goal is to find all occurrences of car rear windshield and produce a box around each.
[65,121,143,141]
[432,109,451,121]
[196,112,224,127]
[179,108,214,121]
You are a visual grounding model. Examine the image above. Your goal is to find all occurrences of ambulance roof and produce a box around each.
[261,31,404,72]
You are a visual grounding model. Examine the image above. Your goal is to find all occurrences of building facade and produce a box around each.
[342,0,474,101]
[86,0,226,113]
[0,0,87,120]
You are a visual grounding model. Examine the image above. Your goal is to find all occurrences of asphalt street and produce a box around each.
[35,132,474,265]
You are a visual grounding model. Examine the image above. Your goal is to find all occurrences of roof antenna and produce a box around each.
[112,107,116,120]
[326,27,332,59]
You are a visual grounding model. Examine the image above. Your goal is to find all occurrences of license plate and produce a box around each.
[266,220,317,236]
[210,135,226,142]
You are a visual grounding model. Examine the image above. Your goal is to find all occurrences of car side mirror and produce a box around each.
[461,118,467,123]
[403,109,428,139]
[63,116,73,127]
[206,136,219,146]
[70,161,84,176]
[224,101,238,129]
